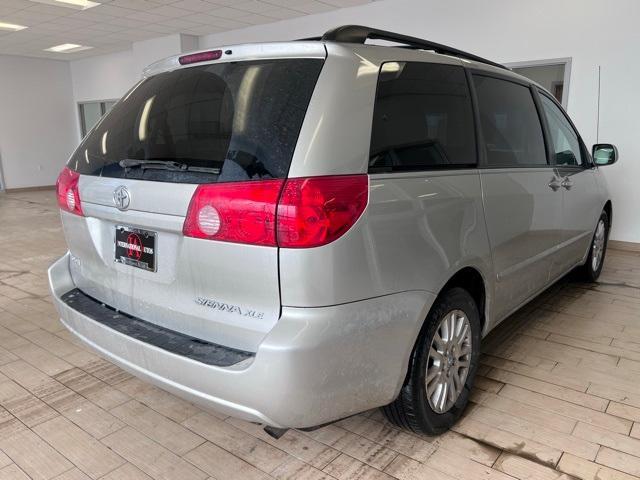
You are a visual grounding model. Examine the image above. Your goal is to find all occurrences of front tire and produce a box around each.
[381,287,481,436]
[578,210,609,282]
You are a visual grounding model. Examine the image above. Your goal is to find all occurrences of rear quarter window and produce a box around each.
[369,61,477,172]
[67,59,324,184]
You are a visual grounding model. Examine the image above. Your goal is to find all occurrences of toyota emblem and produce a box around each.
[113,186,131,211]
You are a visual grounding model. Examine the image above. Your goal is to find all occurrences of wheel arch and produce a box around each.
[438,266,487,333]
[603,200,613,228]
[383,267,487,433]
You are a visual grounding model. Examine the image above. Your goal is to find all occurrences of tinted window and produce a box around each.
[369,62,476,172]
[539,94,583,166]
[67,59,324,183]
[473,75,547,167]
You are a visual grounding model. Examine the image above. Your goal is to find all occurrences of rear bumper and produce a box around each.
[49,252,434,428]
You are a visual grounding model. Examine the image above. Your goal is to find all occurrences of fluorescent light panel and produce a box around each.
[0,21,28,31]
[29,0,100,10]
[55,0,100,8]
[44,43,93,53]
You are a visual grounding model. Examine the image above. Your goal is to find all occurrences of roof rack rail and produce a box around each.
[321,25,508,71]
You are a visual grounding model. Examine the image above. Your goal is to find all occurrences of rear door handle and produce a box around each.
[561,177,573,190]
[548,178,562,191]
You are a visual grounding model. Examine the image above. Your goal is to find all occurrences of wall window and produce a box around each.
[369,62,476,172]
[539,93,583,167]
[473,75,547,167]
[78,101,116,137]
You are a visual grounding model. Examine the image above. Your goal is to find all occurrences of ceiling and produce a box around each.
[0,0,373,60]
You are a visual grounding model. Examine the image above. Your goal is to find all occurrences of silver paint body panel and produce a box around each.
[50,253,435,428]
[49,40,611,428]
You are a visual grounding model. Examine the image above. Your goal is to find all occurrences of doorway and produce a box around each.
[507,58,572,108]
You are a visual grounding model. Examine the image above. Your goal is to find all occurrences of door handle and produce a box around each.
[561,177,573,190]
[548,178,562,191]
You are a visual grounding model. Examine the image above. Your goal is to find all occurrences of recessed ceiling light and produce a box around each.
[29,0,100,10]
[0,22,28,31]
[44,43,93,53]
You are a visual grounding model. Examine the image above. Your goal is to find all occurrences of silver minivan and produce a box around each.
[48,25,619,437]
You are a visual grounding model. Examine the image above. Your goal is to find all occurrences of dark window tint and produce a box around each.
[369,62,476,172]
[473,75,547,167]
[67,59,324,183]
[539,94,583,167]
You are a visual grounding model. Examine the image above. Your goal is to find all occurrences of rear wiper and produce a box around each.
[118,159,220,174]
[119,159,186,171]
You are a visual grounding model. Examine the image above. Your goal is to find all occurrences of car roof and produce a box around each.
[144,24,543,93]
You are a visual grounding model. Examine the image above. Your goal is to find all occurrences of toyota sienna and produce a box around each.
[48,25,619,436]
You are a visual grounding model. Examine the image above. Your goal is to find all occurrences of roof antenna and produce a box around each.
[596,65,601,143]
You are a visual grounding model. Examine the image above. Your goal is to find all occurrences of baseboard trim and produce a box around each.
[609,240,640,253]
[3,185,55,193]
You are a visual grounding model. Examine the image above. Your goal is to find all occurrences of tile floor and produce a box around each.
[1,189,640,479]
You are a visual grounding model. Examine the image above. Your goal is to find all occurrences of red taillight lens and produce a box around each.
[183,179,284,246]
[277,175,368,248]
[182,175,368,248]
[56,167,83,216]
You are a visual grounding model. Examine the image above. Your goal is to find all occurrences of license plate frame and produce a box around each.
[115,225,157,272]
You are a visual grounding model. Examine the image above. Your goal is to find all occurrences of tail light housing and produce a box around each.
[183,174,368,248]
[277,175,368,248]
[56,167,83,216]
[183,179,284,246]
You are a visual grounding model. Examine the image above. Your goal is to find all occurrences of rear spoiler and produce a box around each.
[143,42,326,77]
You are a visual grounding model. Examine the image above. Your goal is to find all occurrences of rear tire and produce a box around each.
[381,287,481,435]
[577,210,609,282]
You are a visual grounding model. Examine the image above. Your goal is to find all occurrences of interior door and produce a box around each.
[538,93,601,275]
[473,74,564,320]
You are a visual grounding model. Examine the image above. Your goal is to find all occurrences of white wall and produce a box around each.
[0,34,193,190]
[0,55,77,189]
[197,0,639,243]
[70,34,199,106]
[70,49,137,104]
[68,34,198,143]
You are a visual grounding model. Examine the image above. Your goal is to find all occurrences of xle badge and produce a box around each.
[195,297,264,319]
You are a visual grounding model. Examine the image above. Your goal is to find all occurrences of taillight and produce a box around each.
[277,175,368,248]
[183,174,368,248]
[56,167,83,216]
[183,179,284,246]
[179,50,222,65]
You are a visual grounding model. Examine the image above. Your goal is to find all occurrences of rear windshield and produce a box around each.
[67,58,324,183]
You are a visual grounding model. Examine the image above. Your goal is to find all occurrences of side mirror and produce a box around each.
[592,143,618,166]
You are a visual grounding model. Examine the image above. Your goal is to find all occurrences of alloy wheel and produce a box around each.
[592,219,606,272]
[426,309,472,414]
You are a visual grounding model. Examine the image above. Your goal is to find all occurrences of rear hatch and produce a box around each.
[59,47,325,352]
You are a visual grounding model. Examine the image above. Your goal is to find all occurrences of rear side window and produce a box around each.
[473,75,547,167]
[369,62,476,172]
[67,59,324,184]
[539,94,583,167]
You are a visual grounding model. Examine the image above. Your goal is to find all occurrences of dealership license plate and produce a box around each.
[115,226,157,272]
